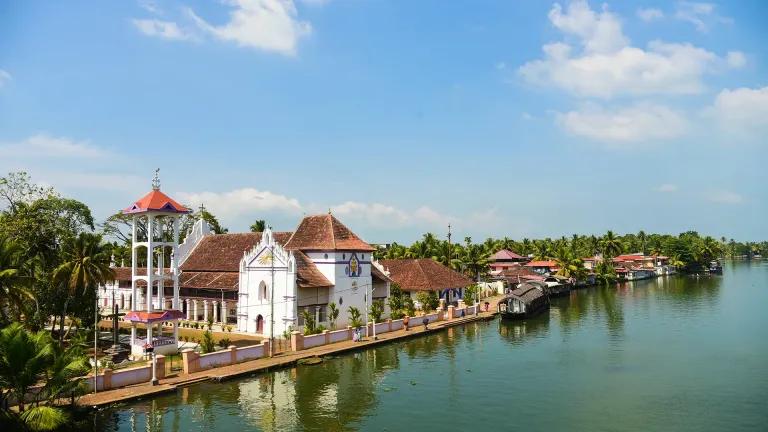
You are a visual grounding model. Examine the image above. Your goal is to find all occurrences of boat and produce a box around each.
[708,260,723,274]
[497,282,549,320]
[543,275,572,297]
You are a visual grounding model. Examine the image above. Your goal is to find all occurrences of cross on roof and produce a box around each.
[152,168,161,191]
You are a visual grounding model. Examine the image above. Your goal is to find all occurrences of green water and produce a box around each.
[91,262,768,431]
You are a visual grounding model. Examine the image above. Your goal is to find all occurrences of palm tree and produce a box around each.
[405,241,431,259]
[554,247,585,280]
[0,235,35,323]
[52,233,114,340]
[637,230,647,255]
[600,230,623,259]
[461,244,490,281]
[0,323,88,430]
[531,241,551,261]
[327,303,339,330]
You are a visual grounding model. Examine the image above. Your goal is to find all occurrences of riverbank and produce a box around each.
[77,298,502,408]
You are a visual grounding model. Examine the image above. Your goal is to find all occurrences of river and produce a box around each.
[90,261,768,431]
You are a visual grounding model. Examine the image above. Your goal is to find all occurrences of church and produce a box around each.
[100,181,392,340]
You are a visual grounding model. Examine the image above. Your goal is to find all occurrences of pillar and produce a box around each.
[102,368,113,391]
[161,296,166,311]
[181,348,198,374]
[203,300,209,323]
[290,331,303,351]
[229,345,237,364]
[193,300,199,321]
[323,329,330,345]
[213,301,219,323]
[261,339,270,358]
[130,323,136,346]
[447,305,456,320]
[222,301,228,324]
[185,299,191,320]
[155,354,166,379]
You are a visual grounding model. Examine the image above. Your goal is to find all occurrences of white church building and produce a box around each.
[100,188,392,338]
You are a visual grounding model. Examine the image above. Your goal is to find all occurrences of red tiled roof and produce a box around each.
[284,214,375,252]
[123,189,190,214]
[180,271,239,290]
[489,262,521,268]
[181,232,293,272]
[371,263,392,283]
[294,251,333,288]
[379,259,473,292]
[492,249,526,261]
[496,265,541,281]
[524,260,557,267]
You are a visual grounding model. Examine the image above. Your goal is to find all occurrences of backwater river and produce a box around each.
[89,261,768,431]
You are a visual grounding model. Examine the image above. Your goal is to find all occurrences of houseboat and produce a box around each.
[497,282,549,320]
[543,275,572,297]
[708,260,723,274]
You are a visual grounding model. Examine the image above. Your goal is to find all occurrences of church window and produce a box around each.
[259,281,267,300]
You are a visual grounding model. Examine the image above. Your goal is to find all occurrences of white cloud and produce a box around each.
[187,0,311,56]
[707,189,744,204]
[0,69,11,88]
[132,19,193,40]
[138,0,161,14]
[637,8,664,22]
[657,184,678,193]
[548,1,627,54]
[0,134,110,159]
[706,86,768,141]
[176,188,303,221]
[519,1,737,98]
[557,103,687,144]
[329,201,454,230]
[675,1,731,32]
[726,51,746,69]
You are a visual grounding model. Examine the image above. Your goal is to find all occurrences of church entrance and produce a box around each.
[256,315,264,333]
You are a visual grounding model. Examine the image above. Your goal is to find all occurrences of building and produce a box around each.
[379,258,473,306]
[524,260,559,275]
[99,192,391,337]
[488,249,528,273]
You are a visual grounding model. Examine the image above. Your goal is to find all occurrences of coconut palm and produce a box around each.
[52,233,114,340]
[0,323,88,431]
[600,231,623,259]
[461,244,490,281]
[638,230,647,255]
[554,247,586,280]
[0,235,35,323]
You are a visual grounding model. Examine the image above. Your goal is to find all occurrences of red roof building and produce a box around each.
[284,214,375,251]
[122,189,190,215]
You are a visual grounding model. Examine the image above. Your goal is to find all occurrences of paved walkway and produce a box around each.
[78,301,502,408]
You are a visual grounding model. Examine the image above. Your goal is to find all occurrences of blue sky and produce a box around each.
[1,0,766,243]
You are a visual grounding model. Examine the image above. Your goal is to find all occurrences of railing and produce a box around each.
[135,336,176,347]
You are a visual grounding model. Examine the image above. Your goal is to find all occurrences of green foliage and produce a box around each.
[301,309,318,335]
[328,302,339,330]
[387,283,407,319]
[347,306,363,328]
[369,300,384,323]
[463,285,478,306]
[415,291,439,313]
[249,219,266,233]
[207,315,214,330]
[403,295,416,317]
[0,323,88,429]
[217,337,231,348]
[200,330,216,354]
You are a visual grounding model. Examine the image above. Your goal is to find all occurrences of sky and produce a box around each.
[1,0,766,244]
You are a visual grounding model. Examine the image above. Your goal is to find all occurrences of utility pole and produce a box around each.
[371,284,377,340]
[269,238,275,357]
[93,295,99,393]
[448,223,453,306]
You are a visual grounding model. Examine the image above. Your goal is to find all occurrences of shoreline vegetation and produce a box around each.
[1,170,767,430]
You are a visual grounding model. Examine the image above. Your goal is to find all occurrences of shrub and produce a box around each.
[226,325,232,332]
[370,300,384,323]
[200,331,215,353]
[218,337,231,348]
[415,291,439,313]
[347,306,363,328]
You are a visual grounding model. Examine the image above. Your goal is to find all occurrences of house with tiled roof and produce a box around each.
[379,258,473,306]
[489,249,528,273]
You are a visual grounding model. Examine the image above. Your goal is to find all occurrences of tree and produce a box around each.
[52,233,114,340]
[387,283,408,319]
[461,244,490,280]
[638,230,647,255]
[415,291,439,313]
[0,235,35,324]
[554,247,586,280]
[0,323,89,431]
[403,295,416,318]
[600,230,623,258]
[301,309,318,335]
[249,219,266,233]
[347,306,363,328]
[327,302,339,330]
[369,300,384,323]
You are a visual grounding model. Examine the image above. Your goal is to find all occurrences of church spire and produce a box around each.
[152,168,161,191]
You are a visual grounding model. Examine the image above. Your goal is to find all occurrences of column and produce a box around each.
[213,301,219,323]
[222,301,228,324]
[203,300,209,323]
[161,296,166,311]
[193,300,199,321]
[130,323,136,346]
[185,299,191,320]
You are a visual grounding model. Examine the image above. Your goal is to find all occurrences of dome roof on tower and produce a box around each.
[122,189,190,215]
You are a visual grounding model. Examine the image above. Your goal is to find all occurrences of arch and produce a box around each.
[256,314,264,333]
[259,281,267,300]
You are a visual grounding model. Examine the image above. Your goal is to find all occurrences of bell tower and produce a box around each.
[122,169,191,357]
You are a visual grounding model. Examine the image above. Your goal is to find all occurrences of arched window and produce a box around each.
[259,281,267,300]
